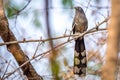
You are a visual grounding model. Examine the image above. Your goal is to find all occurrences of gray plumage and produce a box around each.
[73,7,88,33]
[72,6,88,76]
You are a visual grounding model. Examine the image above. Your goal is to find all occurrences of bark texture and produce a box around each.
[101,0,120,80]
[0,0,43,80]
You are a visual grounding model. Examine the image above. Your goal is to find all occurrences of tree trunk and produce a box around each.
[44,0,60,79]
[0,0,43,80]
[101,0,120,80]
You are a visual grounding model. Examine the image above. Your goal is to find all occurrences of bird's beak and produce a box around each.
[74,7,77,10]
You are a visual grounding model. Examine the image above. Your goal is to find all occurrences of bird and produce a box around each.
[72,6,88,76]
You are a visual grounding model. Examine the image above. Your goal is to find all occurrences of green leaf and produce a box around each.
[6,7,18,18]
[33,17,41,27]
[62,0,73,8]
[51,60,60,80]
[95,0,100,3]
[32,10,41,27]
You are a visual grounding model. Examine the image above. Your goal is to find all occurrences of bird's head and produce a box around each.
[74,6,84,13]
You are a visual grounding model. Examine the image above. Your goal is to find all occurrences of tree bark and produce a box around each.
[101,0,120,80]
[45,0,60,79]
[0,0,43,80]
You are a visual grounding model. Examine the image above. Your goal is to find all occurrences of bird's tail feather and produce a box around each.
[74,37,87,76]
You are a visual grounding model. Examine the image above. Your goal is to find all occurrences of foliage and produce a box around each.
[4,1,21,18]
[62,0,73,8]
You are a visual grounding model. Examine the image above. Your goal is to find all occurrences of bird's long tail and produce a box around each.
[74,37,87,76]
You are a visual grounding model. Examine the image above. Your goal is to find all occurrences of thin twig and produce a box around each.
[13,0,32,36]
[32,42,42,58]
[1,60,11,79]
[85,0,92,13]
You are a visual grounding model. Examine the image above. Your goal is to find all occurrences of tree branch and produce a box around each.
[0,0,43,80]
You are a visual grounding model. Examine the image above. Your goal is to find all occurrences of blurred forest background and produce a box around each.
[0,0,119,80]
